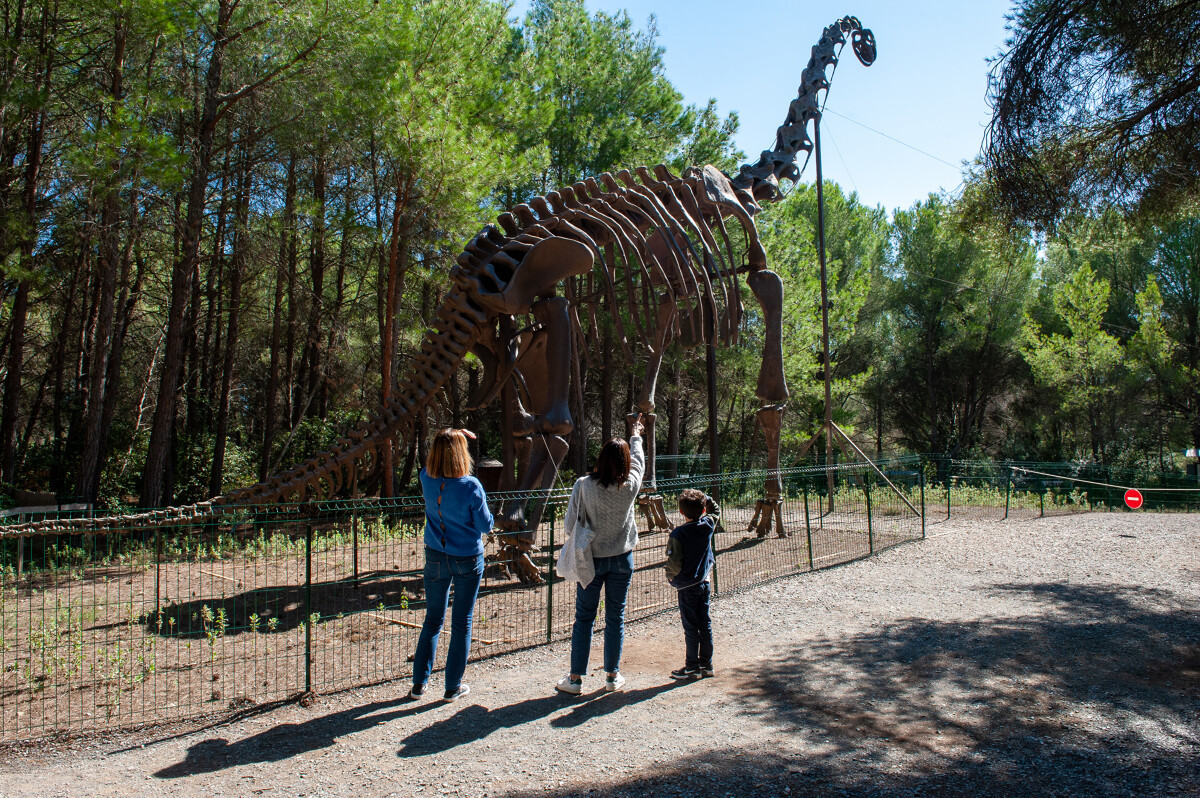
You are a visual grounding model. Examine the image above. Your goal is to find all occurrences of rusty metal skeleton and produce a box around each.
[7,18,876,583]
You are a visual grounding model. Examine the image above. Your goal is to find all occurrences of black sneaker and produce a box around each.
[699,664,715,678]
[670,666,700,680]
[409,683,426,699]
[443,684,471,701]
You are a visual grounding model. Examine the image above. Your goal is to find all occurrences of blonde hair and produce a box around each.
[426,428,473,479]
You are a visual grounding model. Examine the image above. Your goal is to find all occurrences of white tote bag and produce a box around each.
[556,487,596,588]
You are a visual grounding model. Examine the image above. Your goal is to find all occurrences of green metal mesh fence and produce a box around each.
[3,455,1194,741]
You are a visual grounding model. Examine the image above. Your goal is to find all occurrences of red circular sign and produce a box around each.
[1124,489,1144,510]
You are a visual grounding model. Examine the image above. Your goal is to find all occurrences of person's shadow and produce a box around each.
[155,697,436,778]
[396,682,685,756]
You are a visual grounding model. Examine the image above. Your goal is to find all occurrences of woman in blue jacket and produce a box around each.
[411,428,493,701]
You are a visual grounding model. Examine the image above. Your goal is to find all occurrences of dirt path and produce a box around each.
[1,512,1197,797]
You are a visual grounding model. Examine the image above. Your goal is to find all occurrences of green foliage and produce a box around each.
[985,0,1200,227]
[514,0,741,195]
[881,194,1036,458]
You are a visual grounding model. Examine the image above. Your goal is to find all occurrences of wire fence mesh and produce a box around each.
[0,455,1194,741]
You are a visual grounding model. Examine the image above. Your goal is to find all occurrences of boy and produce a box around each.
[664,488,720,679]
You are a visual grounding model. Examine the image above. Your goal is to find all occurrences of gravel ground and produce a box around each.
[0,511,1196,798]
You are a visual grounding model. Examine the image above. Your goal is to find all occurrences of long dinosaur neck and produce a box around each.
[732,16,876,204]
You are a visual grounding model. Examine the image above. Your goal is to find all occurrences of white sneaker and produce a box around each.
[605,672,626,692]
[555,675,582,695]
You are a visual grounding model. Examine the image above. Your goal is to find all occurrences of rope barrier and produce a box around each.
[1011,466,1200,493]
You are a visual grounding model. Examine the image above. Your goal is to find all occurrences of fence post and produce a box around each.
[352,514,360,588]
[865,479,874,554]
[710,504,721,598]
[305,523,313,694]
[919,468,926,539]
[1040,484,1045,517]
[546,511,554,643]
[946,473,952,520]
[803,481,814,569]
[154,525,163,609]
[1004,467,1011,520]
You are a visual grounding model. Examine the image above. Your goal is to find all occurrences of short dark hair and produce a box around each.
[678,488,706,520]
[591,438,631,487]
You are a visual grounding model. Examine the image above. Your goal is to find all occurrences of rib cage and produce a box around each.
[8,164,755,533]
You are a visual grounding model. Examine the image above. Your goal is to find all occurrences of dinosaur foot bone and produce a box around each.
[493,532,544,585]
[748,498,788,539]
[636,494,672,533]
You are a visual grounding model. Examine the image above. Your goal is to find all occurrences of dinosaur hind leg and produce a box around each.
[496,296,575,583]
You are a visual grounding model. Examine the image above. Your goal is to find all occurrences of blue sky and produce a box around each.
[510,0,1015,214]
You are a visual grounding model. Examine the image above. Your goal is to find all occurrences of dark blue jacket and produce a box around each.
[419,469,494,557]
[665,514,716,589]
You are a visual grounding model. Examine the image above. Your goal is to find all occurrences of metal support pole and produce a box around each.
[815,119,836,515]
[546,513,555,643]
[706,343,720,504]
[865,479,874,554]
[803,482,814,569]
[305,523,313,694]
[1040,486,1045,518]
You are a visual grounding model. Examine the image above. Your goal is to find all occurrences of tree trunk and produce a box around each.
[379,186,405,497]
[261,153,296,481]
[197,153,232,432]
[299,154,326,422]
[0,65,47,483]
[665,363,680,480]
[209,147,251,496]
[141,0,232,508]
[77,13,126,501]
[322,189,350,420]
[600,322,612,443]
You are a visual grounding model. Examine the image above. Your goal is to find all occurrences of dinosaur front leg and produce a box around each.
[748,269,789,538]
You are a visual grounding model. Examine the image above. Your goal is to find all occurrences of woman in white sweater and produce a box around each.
[555,417,646,695]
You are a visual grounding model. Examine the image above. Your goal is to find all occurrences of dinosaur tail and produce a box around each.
[222,289,489,506]
[7,289,489,535]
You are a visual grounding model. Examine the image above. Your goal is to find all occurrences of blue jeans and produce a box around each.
[412,548,484,692]
[570,551,634,675]
[677,581,713,668]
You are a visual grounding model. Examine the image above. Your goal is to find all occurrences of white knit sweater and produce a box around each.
[563,435,645,557]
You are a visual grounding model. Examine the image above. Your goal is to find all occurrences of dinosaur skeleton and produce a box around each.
[4,18,875,583]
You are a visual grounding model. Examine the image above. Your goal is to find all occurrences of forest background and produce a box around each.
[0,0,1194,511]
